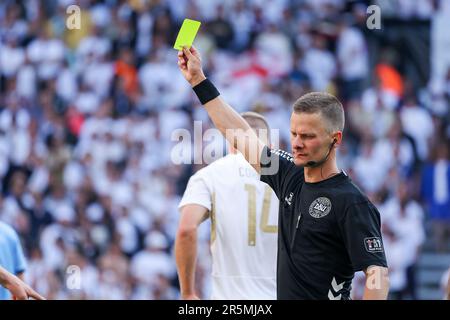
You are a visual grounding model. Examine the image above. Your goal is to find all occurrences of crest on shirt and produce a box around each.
[308,197,332,218]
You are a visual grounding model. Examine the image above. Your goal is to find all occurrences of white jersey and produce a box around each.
[179,153,279,300]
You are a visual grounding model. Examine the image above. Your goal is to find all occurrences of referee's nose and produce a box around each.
[291,136,305,151]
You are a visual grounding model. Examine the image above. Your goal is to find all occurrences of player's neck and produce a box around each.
[304,160,340,183]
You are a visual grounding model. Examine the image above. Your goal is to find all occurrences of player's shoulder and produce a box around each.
[213,153,238,166]
[0,221,20,241]
[200,154,235,173]
[207,153,252,171]
[189,154,236,180]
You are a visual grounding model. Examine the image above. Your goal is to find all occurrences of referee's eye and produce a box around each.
[291,131,297,138]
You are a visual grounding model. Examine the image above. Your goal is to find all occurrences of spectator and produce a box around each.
[336,15,369,101]
[382,182,425,299]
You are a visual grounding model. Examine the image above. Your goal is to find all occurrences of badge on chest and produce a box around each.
[308,197,332,218]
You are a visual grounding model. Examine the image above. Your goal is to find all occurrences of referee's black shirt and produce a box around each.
[260,147,388,300]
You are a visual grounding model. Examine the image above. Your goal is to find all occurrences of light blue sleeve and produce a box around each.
[12,232,27,274]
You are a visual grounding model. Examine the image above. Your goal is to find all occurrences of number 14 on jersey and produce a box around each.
[244,184,278,246]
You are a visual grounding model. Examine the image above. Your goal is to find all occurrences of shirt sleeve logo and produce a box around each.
[285,192,294,206]
[364,237,384,253]
[308,197,332,218]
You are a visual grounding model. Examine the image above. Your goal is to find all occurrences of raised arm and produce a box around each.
[178,46,266,172]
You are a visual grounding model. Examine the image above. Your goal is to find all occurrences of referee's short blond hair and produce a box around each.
[293,92,345,133]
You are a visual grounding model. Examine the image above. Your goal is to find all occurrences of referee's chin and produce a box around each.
[293,156,307,167]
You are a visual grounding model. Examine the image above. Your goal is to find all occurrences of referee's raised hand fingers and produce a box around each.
[190,45,200,59]
[178,60,186,70]
[183,46,194,60]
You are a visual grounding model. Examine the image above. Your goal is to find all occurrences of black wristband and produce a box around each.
[192,78,220,105]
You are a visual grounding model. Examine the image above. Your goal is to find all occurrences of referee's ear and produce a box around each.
[332,132,343,148]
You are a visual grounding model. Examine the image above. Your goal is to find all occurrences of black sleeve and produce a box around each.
[338,201,388,272]
[260,146,297,201]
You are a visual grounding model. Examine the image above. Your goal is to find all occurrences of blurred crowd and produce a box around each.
[0,0,449,299]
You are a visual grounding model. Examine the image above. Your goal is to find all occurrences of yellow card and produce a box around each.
[173,19,201,50]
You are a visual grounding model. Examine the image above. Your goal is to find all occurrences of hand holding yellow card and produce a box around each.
[173,19,201,50]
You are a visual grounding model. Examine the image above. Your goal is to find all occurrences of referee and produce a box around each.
[178,46,389,300]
